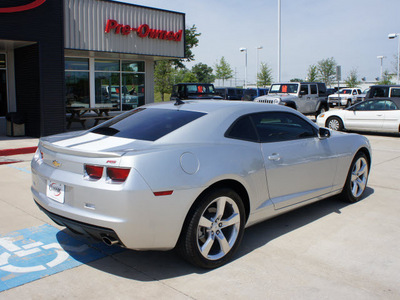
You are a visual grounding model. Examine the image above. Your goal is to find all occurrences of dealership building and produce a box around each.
[0,0,185,137]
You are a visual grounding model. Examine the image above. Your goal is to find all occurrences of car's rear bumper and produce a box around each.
[35,200,124,245]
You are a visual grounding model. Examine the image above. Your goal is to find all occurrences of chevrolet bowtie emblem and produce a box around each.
[52,160,61,168]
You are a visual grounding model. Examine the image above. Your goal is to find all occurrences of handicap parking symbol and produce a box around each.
[0,224,123,292]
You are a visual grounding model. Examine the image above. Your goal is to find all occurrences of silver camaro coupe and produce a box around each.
[32,100,371,268]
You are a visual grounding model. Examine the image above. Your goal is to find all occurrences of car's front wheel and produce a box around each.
[178,188,245,269]
[326,117,344,131]
[341,152,369,203]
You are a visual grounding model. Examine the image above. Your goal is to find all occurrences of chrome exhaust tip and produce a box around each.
[102,236,119,246]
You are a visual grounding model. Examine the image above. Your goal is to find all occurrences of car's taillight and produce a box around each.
[85,165,104,180]
[107,167,131,182]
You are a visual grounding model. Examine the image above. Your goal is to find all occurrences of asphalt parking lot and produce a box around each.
[0,132,400,299]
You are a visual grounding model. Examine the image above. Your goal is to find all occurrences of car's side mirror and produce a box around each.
[318,127,331,139]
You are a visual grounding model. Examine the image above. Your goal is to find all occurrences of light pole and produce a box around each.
[240,47,247,88]
[377,55,385,80]
[256,46,263,88]
[277,0,281,82]
[388,33,400,84]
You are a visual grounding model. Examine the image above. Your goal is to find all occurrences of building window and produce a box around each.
[0,54,7,116]
[66,57,145,111]
[95,59,145,110]
[65,58,89,107]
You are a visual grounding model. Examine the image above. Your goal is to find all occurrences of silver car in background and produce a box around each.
[32,100,371,268]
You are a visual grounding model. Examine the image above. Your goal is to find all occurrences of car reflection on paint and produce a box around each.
[32,100,371,268]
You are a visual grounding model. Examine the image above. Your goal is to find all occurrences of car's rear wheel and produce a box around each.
[326,117,343,131]
[178,188,245,269]
[341,152,369,203]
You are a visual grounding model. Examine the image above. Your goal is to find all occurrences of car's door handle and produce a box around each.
[376,114,383,117]
[268,153,281,161]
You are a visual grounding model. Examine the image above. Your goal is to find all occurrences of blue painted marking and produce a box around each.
[6,164,32,174]
[0,224,124,292]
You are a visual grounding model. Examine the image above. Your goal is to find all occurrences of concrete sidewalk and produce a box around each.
[0,133,399,299]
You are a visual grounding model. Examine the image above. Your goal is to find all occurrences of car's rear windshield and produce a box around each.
[91,108,206,141]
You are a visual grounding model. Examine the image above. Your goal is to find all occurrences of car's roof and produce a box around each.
[370,85,400,88]
[144,100,312,144]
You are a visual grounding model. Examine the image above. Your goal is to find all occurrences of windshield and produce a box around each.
[338,89,352,94]
[187,84,215,94]
[91,108,206,141]
[269,84,299,94]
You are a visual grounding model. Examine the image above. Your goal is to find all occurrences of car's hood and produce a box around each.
[328,93,340,97]
[257,94,297,100]
[40,132,154,157]
[328,93,350,98]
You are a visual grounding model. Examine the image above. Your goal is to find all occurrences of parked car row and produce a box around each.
[169,82,400,136]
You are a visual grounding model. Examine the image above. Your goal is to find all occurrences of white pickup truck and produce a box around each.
[328,88,363,107]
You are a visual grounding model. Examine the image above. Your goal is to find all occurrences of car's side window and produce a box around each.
[386,100,398,110]
[310,84,317,94]
[225,115,259,142]
[250,112,317,143]
[390,88,400,98]
[357,100,388,111]
[300,84,309,96]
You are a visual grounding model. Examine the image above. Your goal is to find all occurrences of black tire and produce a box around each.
[346,100,352,108]
[326,117,344,131]
[341,152,369,203]
[177,188,245,269]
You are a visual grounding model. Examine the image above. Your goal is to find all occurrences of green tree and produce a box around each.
[173,24,201,69]
[181,71,198,83]
[214,57,233,86]
[344,69,361,88]
[317,57,337,86]
[154,60,174,101]
[307,64,318,82]
[192,63,215,83]
[173,68,190,83]
[378,70,394,85]
[257,62,273,87]
[289,78,304,82]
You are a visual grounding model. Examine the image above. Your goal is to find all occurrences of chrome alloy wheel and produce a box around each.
[328,118,340,131]
[350,156,368,198]
[196,196,241,261]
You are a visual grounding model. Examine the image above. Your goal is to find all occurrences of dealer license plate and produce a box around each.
[46,180,65,203]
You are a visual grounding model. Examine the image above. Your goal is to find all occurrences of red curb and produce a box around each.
[0,147,38,156]
[0,160,24,165]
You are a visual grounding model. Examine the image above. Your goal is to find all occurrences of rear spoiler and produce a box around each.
[40,141,123,158]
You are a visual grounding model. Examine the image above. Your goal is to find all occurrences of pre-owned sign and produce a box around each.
[105,19,183,42]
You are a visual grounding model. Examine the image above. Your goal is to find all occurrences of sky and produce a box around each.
[120,0,400,86]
